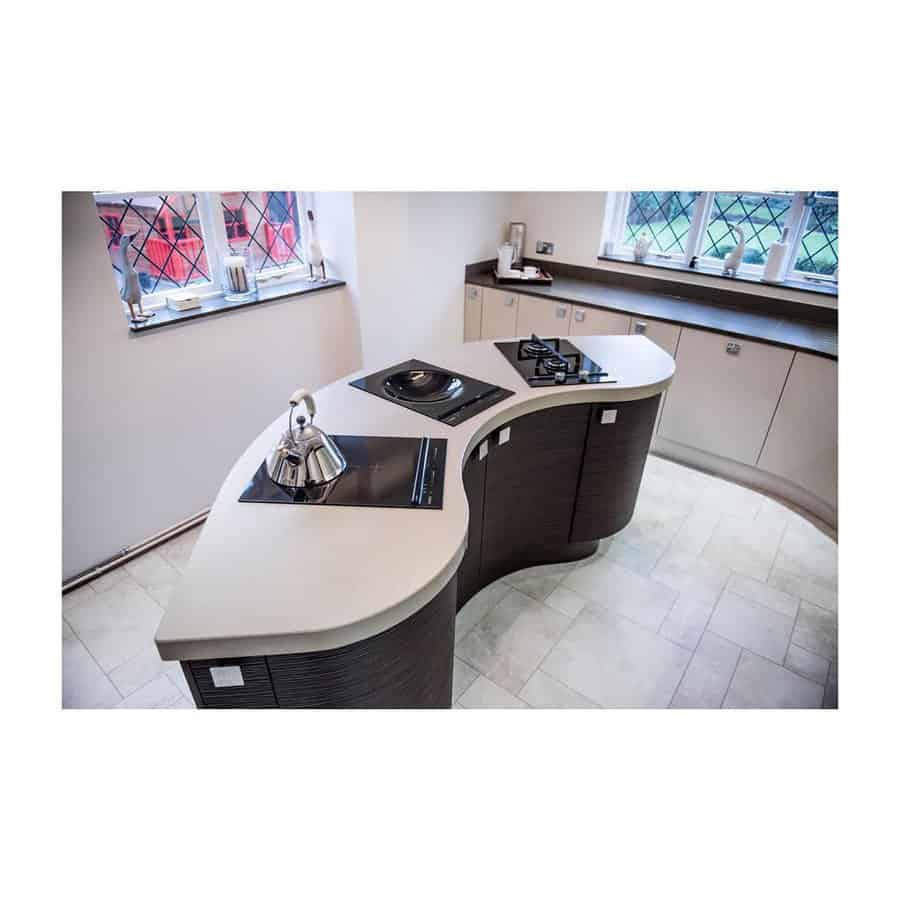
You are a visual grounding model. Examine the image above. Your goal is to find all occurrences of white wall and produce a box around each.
[352,192,513,369]
[508,191,837,309]
[62,192,362,579]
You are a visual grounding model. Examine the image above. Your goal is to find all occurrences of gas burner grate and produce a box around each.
[540,356,573,373]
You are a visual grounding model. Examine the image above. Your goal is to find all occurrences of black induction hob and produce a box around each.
[349,358,513,426]
[239,435,447,509]
[495,335,617,387]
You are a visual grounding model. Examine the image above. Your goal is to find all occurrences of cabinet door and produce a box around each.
[571,395,661,542]
[480,405,590,585]
[463,284,483,342]
[629,317,681,355]
[658,328,794,466]
[457,441,488,610]
[480,287,519,339]
[757,353,837,508]
[569,306,631,335]
[516,294,571,338]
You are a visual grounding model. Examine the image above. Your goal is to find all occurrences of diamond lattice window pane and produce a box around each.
[95,193,210,294]
[794,193,838,276]
[702,193,792,266]
[623,191,699,255]
[221,191,304,272]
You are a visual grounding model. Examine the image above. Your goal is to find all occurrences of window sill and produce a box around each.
[597,253,838,299]
[126,277,346,335]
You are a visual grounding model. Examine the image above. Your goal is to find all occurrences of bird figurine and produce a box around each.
[722,224,746,277]
[114,233,154,322]
[305,209,326,281]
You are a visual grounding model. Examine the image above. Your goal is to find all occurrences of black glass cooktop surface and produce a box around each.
[349,358,513,426]
[239,435,446,509]
[495,335,616,387]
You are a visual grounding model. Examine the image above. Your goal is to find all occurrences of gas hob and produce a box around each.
[494,335,616,387]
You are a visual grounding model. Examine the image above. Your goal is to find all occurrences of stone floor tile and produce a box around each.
[520,669,597,708]
[116,674,185,709]
[791,601,837,660]
[62,583,95,613]
[668,507,721,556]
[670,632,741,708]
[725,572,799,618]
[124,549,181,592]
[563,557,677,632]
[455,589,570,694]
[457,676,528,709]
[62,627,121,709]
[452,657,479,702]
[723,651,824,708]
[543,584,587,618]
[707,590,794,663]
[659,594,716,651]
[64,578,164,673]
[156,526,203,572]
[455,580,511,644]
[541,608,691,708]
[652,549,730,604]
[784,644,830,686]
[702,514,784,582]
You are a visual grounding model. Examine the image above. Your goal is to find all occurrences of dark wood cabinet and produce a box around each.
[457,444,487,610]
[480,404,591,586]
[182,395,662,708]
[570,394,660,543]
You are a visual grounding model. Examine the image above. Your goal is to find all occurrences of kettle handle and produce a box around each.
[288,388,316,422]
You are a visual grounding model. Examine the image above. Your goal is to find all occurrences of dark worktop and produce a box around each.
[466,269,838,360]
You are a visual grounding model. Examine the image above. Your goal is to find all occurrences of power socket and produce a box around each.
[535,240,555,255]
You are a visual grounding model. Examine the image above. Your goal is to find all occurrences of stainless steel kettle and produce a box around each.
[266,389,347,489]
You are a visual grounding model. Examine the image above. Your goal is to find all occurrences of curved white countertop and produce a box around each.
[155,335,675,660]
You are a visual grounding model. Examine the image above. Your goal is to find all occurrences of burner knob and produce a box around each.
[554,370,567,384]
[578,369,590,383]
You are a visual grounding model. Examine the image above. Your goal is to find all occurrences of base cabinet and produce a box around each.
[757,353,837,509]
[658,327,793,465]
[457,444,487,608]
[480,287,519,339]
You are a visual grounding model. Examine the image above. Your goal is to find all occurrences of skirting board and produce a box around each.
[651,437,837,539]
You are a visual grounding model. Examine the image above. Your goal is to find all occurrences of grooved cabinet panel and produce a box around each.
[480,287,519,339]
[187,657,278,708]
[516,294,571,337]
[480,404,590,585]
[570,395,660,542]
[464,284,483,342]
[658,327,793,465]
[458,445,487,609]
[757,353,837,508]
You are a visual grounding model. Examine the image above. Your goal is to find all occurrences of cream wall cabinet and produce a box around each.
[464,284,483,342]
[757,353,837,508]
[480,287,520,340]
[658,327,794,466]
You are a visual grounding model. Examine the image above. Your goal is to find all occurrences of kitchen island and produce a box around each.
[155,336,675,708]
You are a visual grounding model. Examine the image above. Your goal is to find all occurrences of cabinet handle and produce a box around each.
[556,306,568,319]
[726,342,741,355]
[498,426,511,445]
[209,665,244,688]
[634,320,647,334]
[574,309,586,322]
[478,440,488,460]
[504,296,515,307]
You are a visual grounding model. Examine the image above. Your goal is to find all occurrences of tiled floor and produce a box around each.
[62,455,838,709]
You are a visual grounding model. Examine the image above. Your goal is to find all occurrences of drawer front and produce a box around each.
[658,328,794,466]
[187,657,278,708]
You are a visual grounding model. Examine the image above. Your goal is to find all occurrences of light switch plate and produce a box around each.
[601,409,617,424]
[210,665,244,688]
[535,240,555,255]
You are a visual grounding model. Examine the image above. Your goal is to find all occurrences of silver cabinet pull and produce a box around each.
[498,426,511,445]
[634,321,647,334]
[504,295,515,307]
[478,440,488,460]
[726,341,741,355]
[556,306,568,319]
[210,665,244,688]
[574,309,586,322]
